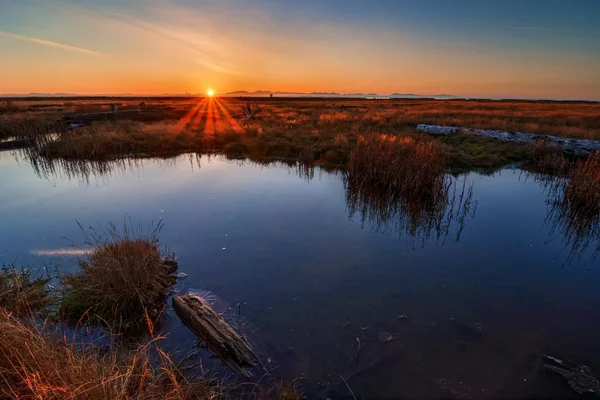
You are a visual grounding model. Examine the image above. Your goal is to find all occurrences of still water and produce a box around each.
[1,150,600,399]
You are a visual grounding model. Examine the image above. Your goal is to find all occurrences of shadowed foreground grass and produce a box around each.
[0,266,51,317]
[59,222,177,333]
[0,310,226,400]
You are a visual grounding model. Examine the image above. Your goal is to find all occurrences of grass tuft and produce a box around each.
[345,134,478,244]
[0,266,51,316]
[59,221,177,332]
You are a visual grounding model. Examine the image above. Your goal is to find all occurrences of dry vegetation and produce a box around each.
[532,152,600,263]
[0,310,225,400]
[0,266,51,316]
[345,134,476,244]
[2,97,598,172]
[0,221,303,399]
[59,222,177,332]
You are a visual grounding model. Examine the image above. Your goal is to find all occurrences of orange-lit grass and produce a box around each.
[214,98,244,134]
[59,221,176,332]
[174,98,207,132]
[0,310,220,400]
[19,97,600,171]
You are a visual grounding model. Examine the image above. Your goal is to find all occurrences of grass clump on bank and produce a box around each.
[564,153,600,216]
[0,310,222,400]
[542,152,600,263]
[0,266,51,316]
[347,134,448,204]
[344,134,477,244]
[59,222,177,332]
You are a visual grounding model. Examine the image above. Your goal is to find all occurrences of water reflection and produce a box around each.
[26,152,477,245]
[525,171,600,265]
[545,179,600,265]
[28,153,202,185]
[345,172,477,246]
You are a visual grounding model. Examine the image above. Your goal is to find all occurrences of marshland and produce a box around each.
[2,96,600,399]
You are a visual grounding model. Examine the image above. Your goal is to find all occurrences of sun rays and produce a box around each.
[174,96,244,135]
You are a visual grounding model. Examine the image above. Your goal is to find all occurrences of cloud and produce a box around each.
[505,25,573,33]
[197,59,241,75]
[0,30,104,56]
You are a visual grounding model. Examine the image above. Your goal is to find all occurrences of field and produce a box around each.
[2,97,600,171]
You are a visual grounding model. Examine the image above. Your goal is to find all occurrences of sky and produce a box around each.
[0,0,599,100]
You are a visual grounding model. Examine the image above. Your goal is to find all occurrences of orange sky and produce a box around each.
[1,0,599,100]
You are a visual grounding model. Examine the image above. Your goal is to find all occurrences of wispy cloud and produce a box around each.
[0,30,103,56]
[505,25,573,33]
[197,60,241,75]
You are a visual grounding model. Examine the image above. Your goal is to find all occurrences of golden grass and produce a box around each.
[59,222,177,332]
[0,310,223,400]
[540,152,600,263]
[564,153,600,218]
[347,134,448,204]
[344,134,477,243]
[9,97,600,171]
[0,266,51,317]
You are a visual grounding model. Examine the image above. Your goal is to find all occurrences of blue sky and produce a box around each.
[1,0,598,99]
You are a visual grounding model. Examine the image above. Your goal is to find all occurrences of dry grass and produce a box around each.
[540,152,600,263]
[347,134,448,204]
[0,112,63,140]
[59,221,177,332]
[0,310,224,400]
[564,153,600,216]
[0,266,51,317]
[10,97,600,171]
[345,134,476,244]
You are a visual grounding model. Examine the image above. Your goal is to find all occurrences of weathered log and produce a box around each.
[172,294,259,377]
[417,124,600,156]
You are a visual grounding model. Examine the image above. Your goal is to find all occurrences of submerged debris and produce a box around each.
[377,331,394,343]
[173,294,259,377]
[544,355,600,396]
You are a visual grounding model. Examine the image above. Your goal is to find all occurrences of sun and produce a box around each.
[207,89,214,97]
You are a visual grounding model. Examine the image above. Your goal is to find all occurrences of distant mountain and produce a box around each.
[221,91,462,99]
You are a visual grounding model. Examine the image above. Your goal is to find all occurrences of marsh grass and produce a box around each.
[0,113,63,140]
[345,134,477,245]
[59,221,177,332]
[542,153,600,264]
[0,310,224,400]
[347,134,448,206]
[13,97,600,173]
[0,266,51,316]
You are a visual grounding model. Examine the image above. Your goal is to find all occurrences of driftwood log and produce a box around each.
[172,294,259,377]
[417,124,600,156]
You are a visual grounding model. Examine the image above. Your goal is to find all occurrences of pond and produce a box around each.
[1,149,600,399]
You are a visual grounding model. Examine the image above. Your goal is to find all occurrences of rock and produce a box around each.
[176,272,188,279]
[544,355,600,396]
[377,331,394,342]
